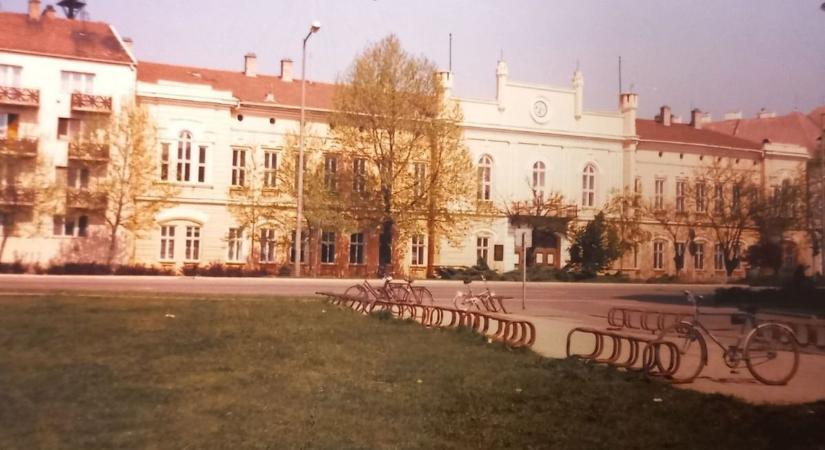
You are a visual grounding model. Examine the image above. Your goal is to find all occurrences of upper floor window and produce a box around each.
[0,113,19,139]
[232,148,246,186]
[353,158,367,194]
[324,155,338,192]
[732,183,742,211]
[0,65,22,88]
[581,164,596,207]
[61,71,94,94]
[695,181,706,213]
[227,228,244,262]
[320,231,336,264]
[67,164,90,189]
[477,155,492,201]
[532,161,545,198]
[675,180,686,212]
[714,184,724,214]
[411,235,426,266]
[177,131,192,182]
[413,162,427,199]
[634,177,642,194]
[264,150,278,188]
[349,232,365,265]
[654,178,665,210]
[165,134,206,183]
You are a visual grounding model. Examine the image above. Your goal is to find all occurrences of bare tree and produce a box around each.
[603,187,651,272]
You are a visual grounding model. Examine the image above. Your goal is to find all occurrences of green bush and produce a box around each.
[46,263,112,275]
[180,262,270,277]
[0,261,28,274]
[113,264,176,276]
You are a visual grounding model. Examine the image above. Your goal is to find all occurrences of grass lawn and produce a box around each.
[0,292,823,449]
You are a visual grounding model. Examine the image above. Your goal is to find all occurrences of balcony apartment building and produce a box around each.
[0,0,813,279]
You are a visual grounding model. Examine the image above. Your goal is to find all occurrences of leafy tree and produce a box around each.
[503,188,575,268]
[568,212,621,276]
[747,170,806,274]
[603,188,650,271]
[643,188,698,275]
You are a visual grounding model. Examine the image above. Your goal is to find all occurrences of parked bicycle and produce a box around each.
[453,275,494,311]
[344,276,433,305]
[655,290,800,385]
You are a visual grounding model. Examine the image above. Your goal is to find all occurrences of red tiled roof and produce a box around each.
[636,119,762,150]
[0,12,133,64]
[137,61,335,110]
[704,112,820,154]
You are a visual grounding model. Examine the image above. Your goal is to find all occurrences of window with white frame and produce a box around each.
[0,65,22,87]
[532,161,545,199]
[231,148,246,186]
[67,164,90,189]
[694,242,705,270]
[654,178,665,209]
[353,158,366,194]
[714,243,725,271]
[714,183,724,214]
[264,150,278,188]
[197,146,207,183]
[324,155,338,192]
[60,71,94,94]
[477,235,490,265]
[53,215,88,237]
[349,232,365,265]
[320,231,336,263]
[581,164,596,207]
[177,131,192,182]
[160,225,175,260]
[675,242,686,262]
[676,180,686,212]
[411,234,426,266]
[695,181,706,213]
[227,228,244,262]
[653,240,665,270]
[413,162,427,199]
[160,143,170,181]
[260,228,276,263]
[289,230,308,263]
[477,155,492,201]
[184,226,201,261]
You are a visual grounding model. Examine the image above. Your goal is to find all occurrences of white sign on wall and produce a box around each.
[514,228,532,248]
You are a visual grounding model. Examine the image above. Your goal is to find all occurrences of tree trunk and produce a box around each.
[107,226,119,267]
[426,217,436,279]
[379,218,393,276]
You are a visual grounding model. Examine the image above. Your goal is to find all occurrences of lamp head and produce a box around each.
[310,21,321,33]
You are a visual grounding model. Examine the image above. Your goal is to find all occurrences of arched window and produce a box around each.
[581,164,596,207]
[532,161,545,198]
[177,130,192,182]
[477,155,493,201]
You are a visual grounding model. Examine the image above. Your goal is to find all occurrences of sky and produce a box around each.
[5,0,825,120]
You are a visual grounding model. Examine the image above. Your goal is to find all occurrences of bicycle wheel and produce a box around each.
[344,285,367,301]
[655,321,707,383]
[412,286,433,305]
[744,323,799,385]
[388,284,408,303]
[453,293,471,311]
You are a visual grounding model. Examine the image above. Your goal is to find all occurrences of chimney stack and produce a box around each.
[690,108,703,129]
[756,108,776,119]
[280,59,293,82]
[658,105,672,126]
[243,53,257,77]
[28,0,41,20]
[42,5,56,18]
[619,92,638,136]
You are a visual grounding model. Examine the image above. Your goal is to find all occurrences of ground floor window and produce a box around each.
[714,244,724,271]
[53,215,88,237]
[694,242,705,270]
[349,232,364,265]
[411,235,425,266]
[289,230,308,263]
[227,228,243,262]
[160,225,175,260]
[321,231,336,264]
[260,228,276,263]
[653,240,665,270]
[185,226,200,261]
[477,235,490,265]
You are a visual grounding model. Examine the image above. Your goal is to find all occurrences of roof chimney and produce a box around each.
[658,105,672,126]
[619,93,638,136]
[756,108,776,119]
[43,5,56,18]
[28,0,41,20]
[724,111,743,120]
[690,108,703,130]
[280,59,293,83]
[243,53,257,77]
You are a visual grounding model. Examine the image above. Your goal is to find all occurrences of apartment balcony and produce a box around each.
[66,188,107,211]
[0,137,38,157]
[71,92,113,113]
[0,185,35,206]
[0,86,40,107]
[68,142,109,161]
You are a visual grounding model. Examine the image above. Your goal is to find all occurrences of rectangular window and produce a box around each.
[675,242,686,261]
[714,243,724,271]
[227,228,243,262]
[264,150,278,188]
[675,180,686,212]
[185,226,200,261]
[324,155,338,192]
[57,117,70,140]
[320,231,336,263]
[0,160,13,186]
[694,243,705,270]
[177,139,192,182]
[260,228,276,263]
[477,236,490,264]
[0,212,8,235]
[349,232,365,264]
[653,241,665,270]
[60,71,94,94]
[53,215,87,237]
[413,162,427,198]
[654,178,665,210]
[411,235,426,266]
[0,113,19,139]
[732,183,741,211]
[160,225,175,260]
[494,244,504,262]
[353,158,366,194]
[0,65,22,87]
[634,177,642,194]
[67,165,89,189]
[289,230,308,263]
[160,143,170,181]
[695,182,706,213]
[714,184,724,214]
[198,146,207,183]
[232,148,246,186]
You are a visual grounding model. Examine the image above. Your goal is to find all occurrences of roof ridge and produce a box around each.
[138,60,333,86]
[0,10,111,27]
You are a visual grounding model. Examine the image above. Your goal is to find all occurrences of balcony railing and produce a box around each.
[0,86,40,107]
[68,142,109,161]
[0,137,38,157]
[71,92,113,113]
[0,185,35,206]
[66,188,107,210]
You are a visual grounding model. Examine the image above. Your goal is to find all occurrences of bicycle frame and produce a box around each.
[682,291,756,367]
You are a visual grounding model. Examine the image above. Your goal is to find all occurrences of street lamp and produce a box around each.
[294,20,321,277]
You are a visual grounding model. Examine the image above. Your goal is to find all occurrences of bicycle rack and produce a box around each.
[566,327,687,380]
[606,307,692,333]
[316,291,535,348]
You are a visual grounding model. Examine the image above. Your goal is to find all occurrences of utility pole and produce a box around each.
[819,113,825,277]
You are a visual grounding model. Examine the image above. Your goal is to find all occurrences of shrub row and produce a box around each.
[713,285,825,316]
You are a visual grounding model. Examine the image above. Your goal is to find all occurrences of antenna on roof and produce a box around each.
[618,56,622,94]
[448,33,452,72]
[57,0,86,19]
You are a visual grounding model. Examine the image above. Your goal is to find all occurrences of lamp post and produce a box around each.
[294,20,321,277]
